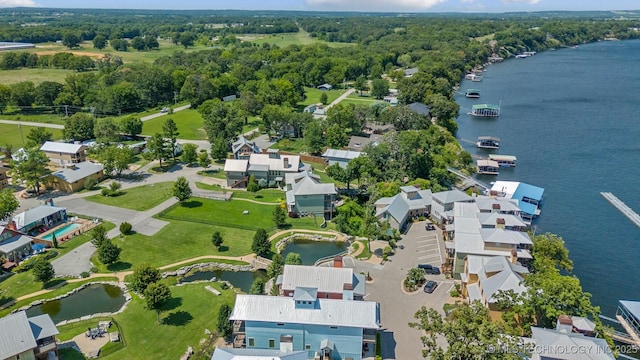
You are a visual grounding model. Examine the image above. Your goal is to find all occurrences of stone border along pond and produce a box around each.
[163,262,253,287]
[13,281,132,326]
[275,233,352,253]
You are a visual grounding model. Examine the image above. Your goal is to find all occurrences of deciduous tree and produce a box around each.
[172,176,191,202]
[217,304,233,337]
[120,116,143,137]
[273,204,287,228]
[144,282,171,323]
[181,143,198,165]
[162,118,179,162]
[63,113,95,141]
[371,78,389,99]
[92,35,107,50]
[211,231,224,249]
[9,148,50,194]
[130,263,161,293]
[62,33,81,49]
[0,188,19,221]
[25,128,52,148]
[98,240,122,265]
[91,224,108,247]
[249,278,265,295]
[94,118,121,144]
[147,133,169,170]
[267,253,284,279]
[285,252,302,265]
[33,257,55,284]
[197,149,211,168]
[251,229,271,258]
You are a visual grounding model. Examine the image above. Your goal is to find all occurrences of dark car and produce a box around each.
[424,280,438,293]
[425,223,436,231]
[418,264,441,275]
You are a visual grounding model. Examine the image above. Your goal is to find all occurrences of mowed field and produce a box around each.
[240,30,355,48]
[0,68,82,85]
[141,109,207,140]
[0,123,64,148]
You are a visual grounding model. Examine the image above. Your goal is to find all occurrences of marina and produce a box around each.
[476,159,499,175]
[488,154,517,167]
[468,103,500,117]
[465,89,481,98]
[476,136,500,149]
[600,192,640,229]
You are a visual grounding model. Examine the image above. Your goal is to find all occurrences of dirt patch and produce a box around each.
[35,50,106,59]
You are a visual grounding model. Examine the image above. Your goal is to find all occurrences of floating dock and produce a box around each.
[601,192,640,228]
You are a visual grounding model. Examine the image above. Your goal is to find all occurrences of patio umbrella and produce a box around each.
[32,243,46,251]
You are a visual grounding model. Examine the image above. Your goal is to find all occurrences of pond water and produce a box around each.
[180,270,268,293]
[26,283,125,324]
[280,239,348,265]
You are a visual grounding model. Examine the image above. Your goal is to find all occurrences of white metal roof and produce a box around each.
[211,348,308,360]
[224,159,248,172]
[28,314,59,340]
[0,234,33,254]
[477,159,499,167]
[13,205,66,229]
[40,141,85,154]
[530,327,614,360]
[0,311,37,359]
[249,154,301,172]
[290,175,336,196]
[488,154,517,161]
[230,295,380,329]
[281,265,361,295]
[321,149,361,160]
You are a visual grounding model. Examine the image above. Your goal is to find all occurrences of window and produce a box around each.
[305,344,311,350]
[277,323,284,326]
[269,339,275,348]
[330,326,338,330]
[248,338,255,347]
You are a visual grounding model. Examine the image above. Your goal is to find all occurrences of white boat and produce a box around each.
[476,136,500,149]
[465,73,483,82]
[465,89,481,98]
[468,104,500,117]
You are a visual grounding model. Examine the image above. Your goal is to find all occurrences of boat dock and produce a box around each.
[447,167,490,191]
[601,192,640,228]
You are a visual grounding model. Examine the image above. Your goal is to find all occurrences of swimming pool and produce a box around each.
[41,223,81,241]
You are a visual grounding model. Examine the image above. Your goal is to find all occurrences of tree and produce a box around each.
[25,128,53,148]
[285,252,302,265]
[0,188,19,221]
[405,268,424,290]
[200,99,243,144]
[354,75,368,95]
[62,33,81,49]
[181,143,198,165]
[95,145,133,177]
[34,81,63,107]
[371,79,390,99]
[249,278,265,295]
[210,137,229,161]
[172,176,191,202]
[32,257,55,284]
[130,263,161,293]
[197,149,211,168]
[94,118,121,144]
[98,240,122,265]
[246,175,259,192]
[211,231,224,249]
[144,282,171,323]
[92,35,107,50]
[120,116,143,137]
[251,229,271,258]
[162,118,179,162]
[110,38,129,51]
[84,177,97,191]
[144,36,159,50]
[130,36,146,51]
[325,124,348,148]
[267,253,284,279]
[178,32,196,48]
[303,121,324,155]
[147,133,169,170]
[51,233,59,248]
[9,148,50,194]
[119,222,132,235]
[217,304,233,337]
[320,92,328,105]
[91,224,108,247]
[63,113,95,141]
[531,232,573,272]
[410,301,525,360]
[273,204,287,228]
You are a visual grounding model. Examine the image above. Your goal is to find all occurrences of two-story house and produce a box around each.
[431,189,474,224]
[230,290,380,360]
[232,136,261,160]
[39,141,86,167]
[0,311,59,360]
[489,181,544,223]
[285,172,336,218]
[0,225,35,269]
[374,186,432,231]
[224,150,303,188]
[321,149,361,169]
[276,263,365,300]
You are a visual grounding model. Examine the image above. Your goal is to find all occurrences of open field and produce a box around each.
[141,109,207,140]
[195,183,285,203]
[301,87,344,106]
[0,68,82,85]
[0,123,64,148]
[242,30,355,48]
[85,182,174,211]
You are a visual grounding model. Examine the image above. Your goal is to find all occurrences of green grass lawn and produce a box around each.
[141,109,206,140]
[245,30,354,49]
[0,68,84,85]
[195,183,285,203]
[301,87,344,106]
[197,169,226,179]
[241,117,262,135]
[271,138,307,154]
[0,124,64,148]
[353,240,373,260]
[85,182,174,211]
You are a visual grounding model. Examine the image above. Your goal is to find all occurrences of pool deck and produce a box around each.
[37,219,97,243]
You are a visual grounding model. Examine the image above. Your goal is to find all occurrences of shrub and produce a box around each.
[220,282,229,290]
[450,288,460,297]
[119,222,132,235]
[80,271,90,278]
[84,177,98,191]
[101,188,111,197]
[13,256,39,272]
[45,250,58,260]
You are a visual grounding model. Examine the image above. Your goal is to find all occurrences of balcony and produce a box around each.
[34,341,57,355]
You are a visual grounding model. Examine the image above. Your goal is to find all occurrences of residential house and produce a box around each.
[232,136,261,160]
[211,348,307,360]
[0,311,59,360]
[317,84,333,90]
[489,181,544,223]
[230,291,380,360]
[431,189,474,224]
[224,150,303,188]
[524,317,614,360]
[285,172,336,218]
[0,166,9,190]
[321,149,361,169]
[39,141,87,167]
[449,202,533,278]
[276,263,365,300]
[347,134,383,152]
[461,255,529,321]
[11,204,67,235]
[407,102,431,116]
[304,104,326,116]
[363,122,394,135]
[0,225,35,269]
[404,67,419,78]
[375,186,432,231]
[45,162,104,192]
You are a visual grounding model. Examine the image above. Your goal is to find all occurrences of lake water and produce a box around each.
[26,283,125,324]
[455,39,640,318]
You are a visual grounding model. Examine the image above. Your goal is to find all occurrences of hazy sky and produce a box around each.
[0,0,636,12]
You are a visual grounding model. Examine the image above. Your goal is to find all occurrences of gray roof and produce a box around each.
[290,175,336,196]
[224,159,248,172]
[13,205,66,229]
[570,316,596,332]
[0,234,33,254]
[293,287,318,302]
[404,67,419,76]
[375,187,432,225]
[281,265,364,296]
[466,256,528,304]
[232,136,260,155]
[477,213,527,228]
[285,171,320,187]
[530,327,614,359]
[348,134,382,151]
[230,295,380,329]
[620,300,640,320]
[408,102,431,115]
[28,314,59,340]
[432,189,473,205]
[211,348,308,360]
[51,161,103,184]
[321,149,361,161]
[40,141,84,154]
[0,312,37,359]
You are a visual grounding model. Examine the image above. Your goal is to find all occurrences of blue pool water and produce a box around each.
[41,223,81,241]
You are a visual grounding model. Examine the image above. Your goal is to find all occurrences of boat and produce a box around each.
[465,89,481,98]
[476,136,500,149]
[477,159,500,175]
[468,103,500,117]
[515,54,528,59]
[465,73,483,82]
[488,154,517,167]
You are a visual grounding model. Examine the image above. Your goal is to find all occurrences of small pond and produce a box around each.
[281,238,348,265]
[26,283,125,324]
[180,270,267,293]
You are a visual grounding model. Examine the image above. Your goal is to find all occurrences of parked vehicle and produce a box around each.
[424,280,438,293]
[425,223,436,231]
[418,264,441,275]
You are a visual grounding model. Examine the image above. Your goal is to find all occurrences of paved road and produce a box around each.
[52,242,96,277]
[0,119,64,129]
[140,103,191,122]
[325,88,356,111]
